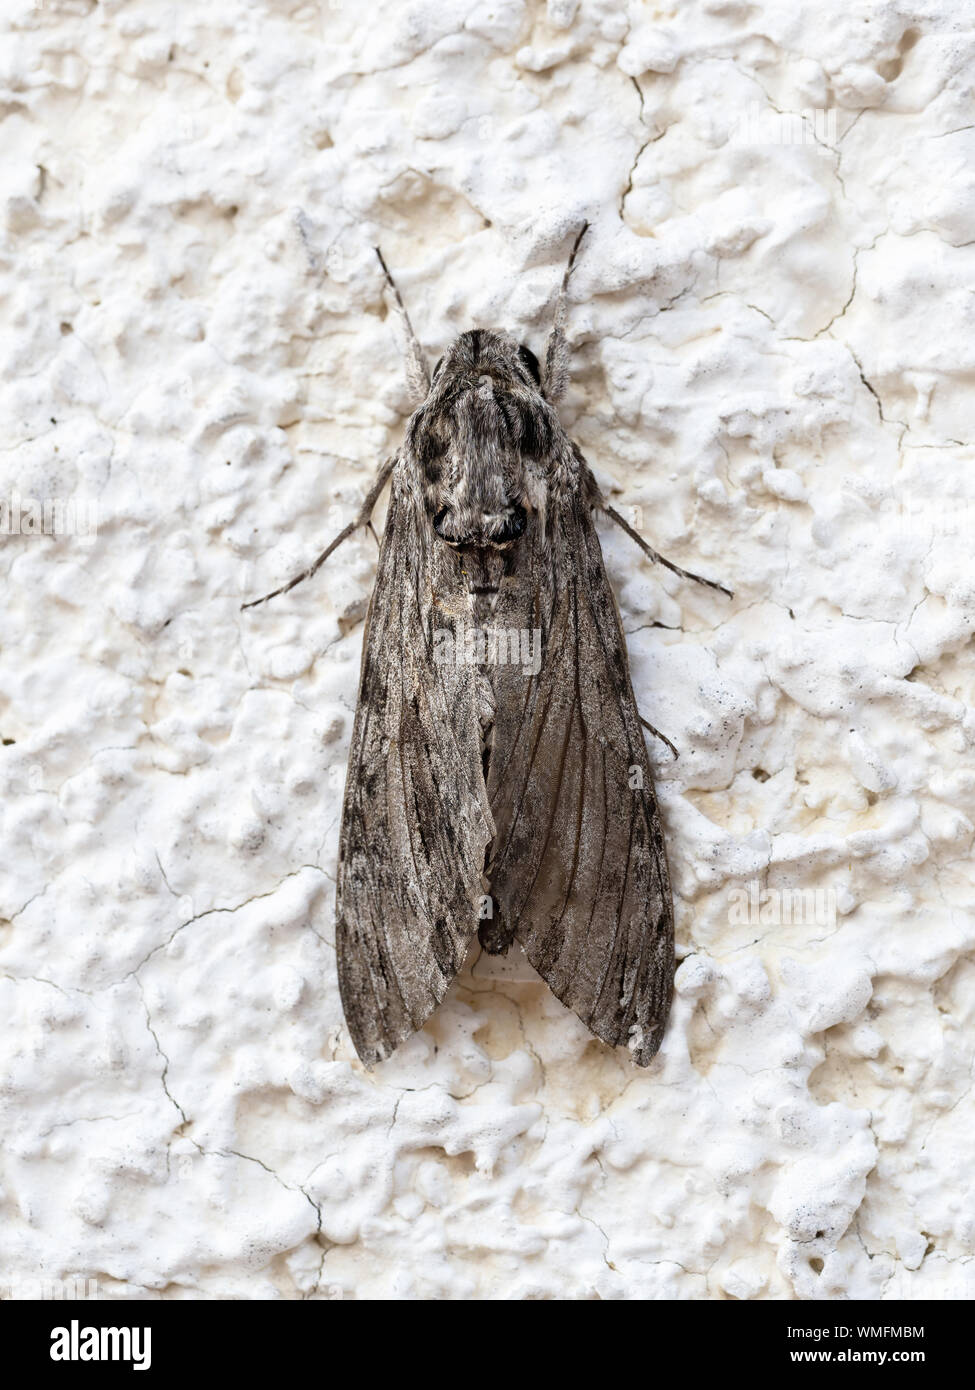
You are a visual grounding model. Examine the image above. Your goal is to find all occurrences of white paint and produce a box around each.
[1,0,972,1300]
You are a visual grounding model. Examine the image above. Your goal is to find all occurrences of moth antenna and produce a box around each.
[374,246,431,404]
[544,221,589,404]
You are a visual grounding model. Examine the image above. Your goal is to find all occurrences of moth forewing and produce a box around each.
[481,443,675,1066]
[334,472,494,1066]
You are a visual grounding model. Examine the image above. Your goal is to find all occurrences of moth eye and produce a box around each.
[517,344,541,385]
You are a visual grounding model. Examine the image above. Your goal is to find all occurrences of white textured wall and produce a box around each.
[2,0,973,1301]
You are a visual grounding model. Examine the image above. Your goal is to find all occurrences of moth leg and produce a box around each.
[241,456,395,610]
[375,247,430,405]
[639,714,679,760]
[603,504,734,599]
[544,221,589,404]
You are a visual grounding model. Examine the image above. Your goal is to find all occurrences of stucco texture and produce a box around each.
[1,0,973,1299]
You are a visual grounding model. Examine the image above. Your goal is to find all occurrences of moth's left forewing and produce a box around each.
[486,452,674,1065]
[336,463,493,1065]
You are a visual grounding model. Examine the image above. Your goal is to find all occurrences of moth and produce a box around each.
[244,227,731,1066]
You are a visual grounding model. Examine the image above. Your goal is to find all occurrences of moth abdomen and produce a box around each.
[478,908,515,956]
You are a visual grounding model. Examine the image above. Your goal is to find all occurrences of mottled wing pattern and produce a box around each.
[486,474,674,1065]
[336,468,493,1065]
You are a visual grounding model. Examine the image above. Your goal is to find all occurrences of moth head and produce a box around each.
[408,328,553,566]
[430,336,541,393]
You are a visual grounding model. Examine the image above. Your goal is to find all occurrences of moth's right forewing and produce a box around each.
[335,467,492,1066]
[486,474,674,1065]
